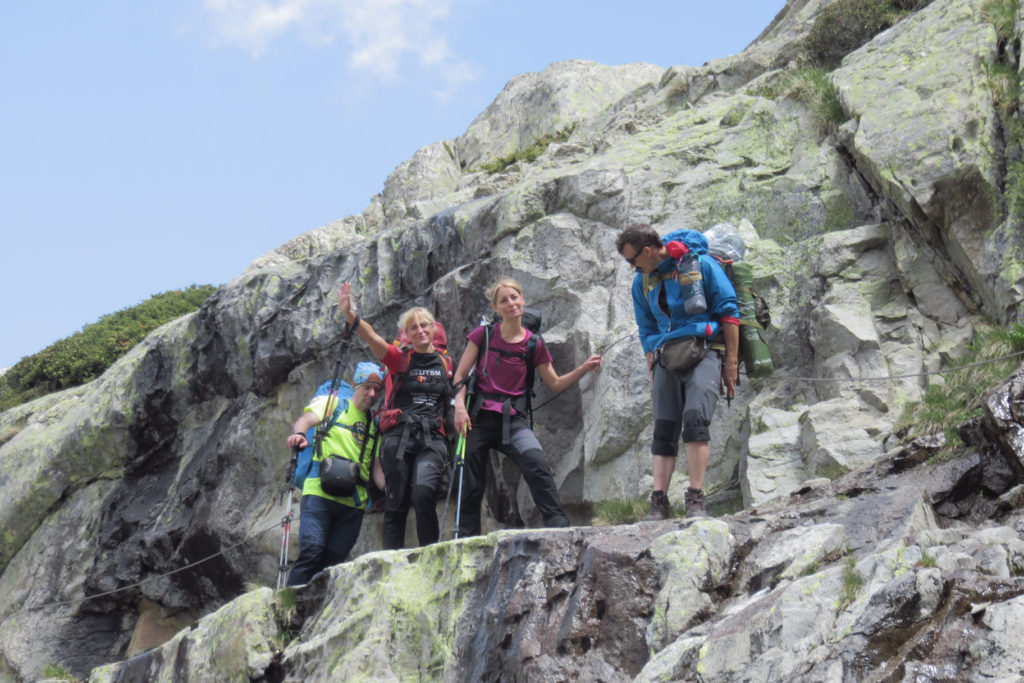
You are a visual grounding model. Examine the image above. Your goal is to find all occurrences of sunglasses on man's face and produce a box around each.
[623,246,645,266]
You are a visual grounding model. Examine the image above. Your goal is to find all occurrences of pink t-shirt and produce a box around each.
[467,325,552,415]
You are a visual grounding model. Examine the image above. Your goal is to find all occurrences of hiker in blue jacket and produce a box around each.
[284,361,383,585]
[616,223,740,519]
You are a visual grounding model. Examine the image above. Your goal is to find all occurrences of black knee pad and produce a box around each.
[653,419,680,457]
[682,412,711,443]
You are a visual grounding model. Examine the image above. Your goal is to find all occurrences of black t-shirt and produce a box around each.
[390,350,450,418]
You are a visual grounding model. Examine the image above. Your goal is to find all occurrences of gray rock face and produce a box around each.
[2,0,1023,679]
[454,60,665,171]
[88,368,1024,682]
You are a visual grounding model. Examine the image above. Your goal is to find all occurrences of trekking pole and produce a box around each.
[276,446,300,590]
[439,432,458,541]
[440,372,474,541]
[452,427,468,540]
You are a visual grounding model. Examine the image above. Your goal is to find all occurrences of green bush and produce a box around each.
[801,0,935,70]
[0,284,216,411]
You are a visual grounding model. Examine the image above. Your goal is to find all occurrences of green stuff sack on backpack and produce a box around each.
[729,260,773,378]
[704,222,774,379]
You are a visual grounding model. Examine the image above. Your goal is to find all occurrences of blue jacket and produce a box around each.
[630,230,739,354]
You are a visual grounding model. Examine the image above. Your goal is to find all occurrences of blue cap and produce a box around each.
[353,361,385,385]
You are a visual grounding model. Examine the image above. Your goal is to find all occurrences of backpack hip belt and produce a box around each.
[386,412,444,463]
[477,391,527,445]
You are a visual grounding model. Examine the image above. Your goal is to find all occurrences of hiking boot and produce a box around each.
[684,487,707,518]
[642,490,671,521]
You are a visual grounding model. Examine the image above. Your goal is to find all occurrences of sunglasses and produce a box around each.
[623,246,645,266]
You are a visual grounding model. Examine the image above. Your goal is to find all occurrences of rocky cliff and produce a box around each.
[2,0,1023,680]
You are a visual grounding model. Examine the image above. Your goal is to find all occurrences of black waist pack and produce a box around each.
[657,337,708,378]
[319,455,360,497]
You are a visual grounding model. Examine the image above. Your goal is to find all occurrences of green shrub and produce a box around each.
[802,0,935,69]
[0,284,216,411]
[890,0,933,8]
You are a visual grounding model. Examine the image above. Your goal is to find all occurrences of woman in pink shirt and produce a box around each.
[451,278,602,535]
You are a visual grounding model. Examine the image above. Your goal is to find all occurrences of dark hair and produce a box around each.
[615,223,663,254]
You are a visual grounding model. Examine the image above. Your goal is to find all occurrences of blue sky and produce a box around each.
[0,0,785,369]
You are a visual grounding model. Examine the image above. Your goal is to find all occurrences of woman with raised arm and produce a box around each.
[337,282,453,549]
[451,278,602,536]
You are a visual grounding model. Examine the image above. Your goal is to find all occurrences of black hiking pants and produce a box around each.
[379,422,447,549]
[457,410,569,536]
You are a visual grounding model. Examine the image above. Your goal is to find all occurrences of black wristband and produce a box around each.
[345,314,360,339]
[292,432,306,438]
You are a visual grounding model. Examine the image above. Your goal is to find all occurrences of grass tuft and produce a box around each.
[838,555,865,610]
[982,0,1018,44]
[479,124,577,174]
[592,497,650,525]
[897,322,1024,458]
[41,663,78,681]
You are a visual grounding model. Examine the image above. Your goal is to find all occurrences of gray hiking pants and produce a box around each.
[651,349,722,456]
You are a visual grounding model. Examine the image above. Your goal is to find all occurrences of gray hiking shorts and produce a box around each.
[651,349,722,456]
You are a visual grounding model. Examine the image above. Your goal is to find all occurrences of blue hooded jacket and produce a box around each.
[630,229,739,354]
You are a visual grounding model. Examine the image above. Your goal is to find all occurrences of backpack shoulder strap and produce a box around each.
[440,351,454,377]
[385,349,415,409]
[480,324,495,378]
[523,332,540,426]
[328,398,361,435]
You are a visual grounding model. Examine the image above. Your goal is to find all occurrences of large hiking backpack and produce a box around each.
[702,225,773,378]
[659,228,774,378]
[293,379,354,490]
[474,307,543,426]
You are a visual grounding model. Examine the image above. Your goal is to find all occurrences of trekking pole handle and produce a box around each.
[286,445,300,484]
[282,445,300,500]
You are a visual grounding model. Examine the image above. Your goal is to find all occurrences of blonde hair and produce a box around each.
[487,278,524,307]
[397,307,435,333]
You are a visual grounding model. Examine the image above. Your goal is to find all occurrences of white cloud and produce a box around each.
[202,0,476,90]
